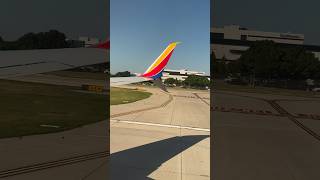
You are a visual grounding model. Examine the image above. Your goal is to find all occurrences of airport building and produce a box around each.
[211,25,320,61]
[66,39,85,48]
[66,37,101,48]
[79,37,101,47]
[162,69,209,81]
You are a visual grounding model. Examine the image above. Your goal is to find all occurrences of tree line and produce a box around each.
[0,30,68,50]
[112,71,210,89]
[164,75,210,89]
[212,40,320,82]
[111,71,133,77]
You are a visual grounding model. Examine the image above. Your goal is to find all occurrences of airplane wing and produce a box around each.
[0,42,109,78]
[111,76,168,92]
[110,76,151,86]
[110,42,180,92]
[0,41,178,92]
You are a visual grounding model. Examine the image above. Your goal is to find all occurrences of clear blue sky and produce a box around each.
[110,0,210,75]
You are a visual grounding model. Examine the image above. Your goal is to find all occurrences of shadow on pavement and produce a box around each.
[109,135,209,179]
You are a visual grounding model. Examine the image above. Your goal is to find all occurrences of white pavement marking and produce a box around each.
[111,119,210,132]
[40,125,60,128]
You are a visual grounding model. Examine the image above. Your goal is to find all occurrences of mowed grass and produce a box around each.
[110,87,152,105]
[0,80,108,139]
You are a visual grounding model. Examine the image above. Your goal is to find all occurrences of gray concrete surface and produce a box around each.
[110,87,210,180]
[110,122,210,180]
[212,90,320,180]
[0,120,109,179]
[112,88,210,129]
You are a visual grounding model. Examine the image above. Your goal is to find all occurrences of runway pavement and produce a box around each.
[212,90,320,180]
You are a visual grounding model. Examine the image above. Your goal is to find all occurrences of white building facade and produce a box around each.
[212,25,304,45]
[162,69,209,81]
[211,25,320,61]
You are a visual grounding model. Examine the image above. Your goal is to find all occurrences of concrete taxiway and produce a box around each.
[110,87,210,180]
[0,120,109,180]
[111,87,210,129]
[212,90,320,180]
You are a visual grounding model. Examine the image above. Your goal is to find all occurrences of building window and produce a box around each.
[212,33,224,40]
[230,49,245,55]
[241,35,247,41]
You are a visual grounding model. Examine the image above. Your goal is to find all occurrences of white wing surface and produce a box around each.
[110,76,151,86]
[0,48,108,78]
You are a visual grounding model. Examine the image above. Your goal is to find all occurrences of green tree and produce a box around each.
[164,78,176,85]
[113,71,132,77]
[226,61,240,76]
[164,78,182,86]
[184,75,210,89]
[210,52,216,78]
[238,40,320,82]
[212,54,228,78]
[18,30,67,49]
[0,30,68,50]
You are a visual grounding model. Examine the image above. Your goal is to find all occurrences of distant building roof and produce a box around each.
[211,25,304,45]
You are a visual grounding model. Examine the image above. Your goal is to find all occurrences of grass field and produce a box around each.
[0,80,152,139]
[0,80,108,139]
[110,87,152,105]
